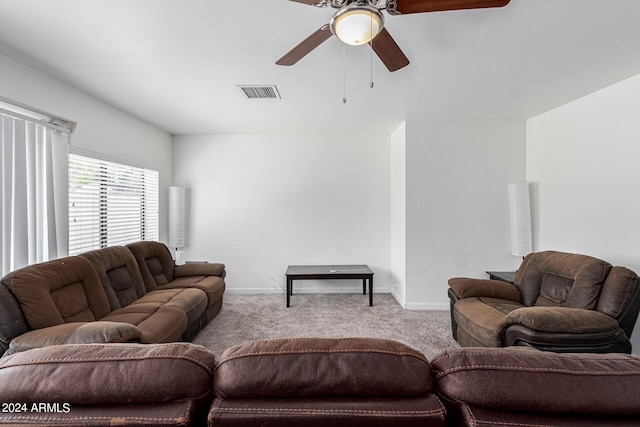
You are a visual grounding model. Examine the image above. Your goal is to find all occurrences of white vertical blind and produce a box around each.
[68,153,159,255]
[1,113,68,276]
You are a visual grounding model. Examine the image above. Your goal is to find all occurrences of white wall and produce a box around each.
[405,120,527,309]
[527,73,640,352]
[0,53,173,242]
[172,133,392,294]
[390,123,407,305]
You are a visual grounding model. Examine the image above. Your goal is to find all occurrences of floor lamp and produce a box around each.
[169,186,186,265]
[508,183,532,258]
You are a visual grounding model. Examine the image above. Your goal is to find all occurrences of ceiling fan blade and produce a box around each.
[386,0,510,15]
[288,0,324,4]
[276,25,333,66]
[369,28,410,72]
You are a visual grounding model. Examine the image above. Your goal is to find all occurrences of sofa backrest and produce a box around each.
[514,251,611,309]
[432,347,640,421]
[80,246,148,311]
[597,266,640,336]
[214,337,434,399]
[0,342,217,426]
[0,256,110,329]
[0,282,30,356]
[126,241,176,292]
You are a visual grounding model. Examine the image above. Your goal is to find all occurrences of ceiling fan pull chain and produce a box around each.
[370,10,374,89]
[343,44,347,103]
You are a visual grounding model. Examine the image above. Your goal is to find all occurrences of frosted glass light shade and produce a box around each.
[330,4,384,46]
[168,186,186,248]
[508,183,532,257]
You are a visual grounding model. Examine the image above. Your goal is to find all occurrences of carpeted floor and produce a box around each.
[192,293,459,359]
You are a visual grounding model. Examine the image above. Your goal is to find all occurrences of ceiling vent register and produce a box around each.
[238,85,281,99]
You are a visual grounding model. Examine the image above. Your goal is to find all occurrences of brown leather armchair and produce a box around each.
[448,251,640,353]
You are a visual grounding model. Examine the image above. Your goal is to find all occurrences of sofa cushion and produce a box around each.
[158,275,225,321]
[432,347,640,416]
[134,287,208,327]
[7,321,141,353]
[505,306,619,334]
[448,278,522,302]
[214,338,433,399]
[175,262,225,278]
[453,297,524,347]
[80,246,148,311]
[0,282,30,355]
[127,241,176,291]
[0,343,216,426]
[516,251,611,309]
[101,303,187,343]
[1,256,110,329]
[597,266,639,320]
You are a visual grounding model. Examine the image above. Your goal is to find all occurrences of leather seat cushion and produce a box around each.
[133,288,208,327]
[158,276,225,320]
[102,303,187,343]
[454,297,524,347]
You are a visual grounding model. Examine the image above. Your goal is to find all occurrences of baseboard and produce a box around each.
[226,287,394,295]
[403,302,449,311]
[226,288,283,295]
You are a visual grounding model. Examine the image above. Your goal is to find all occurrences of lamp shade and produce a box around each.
[168,186,186,248]
[330,4,384,46]
[508,183,532,257]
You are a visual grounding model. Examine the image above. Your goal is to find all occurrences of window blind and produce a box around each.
[68,153,159,255]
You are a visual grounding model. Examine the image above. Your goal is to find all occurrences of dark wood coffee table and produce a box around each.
[285,265,374,307]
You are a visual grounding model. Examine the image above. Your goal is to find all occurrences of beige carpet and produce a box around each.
[192,293,459,359]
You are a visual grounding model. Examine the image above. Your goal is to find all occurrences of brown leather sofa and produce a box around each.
[448,251,640,353]
[127,241,226,322]
[0,342,217,426]
[1,338,639,426]
[0,242,225,355]
[210,338,446,427]
[432,346,640,426]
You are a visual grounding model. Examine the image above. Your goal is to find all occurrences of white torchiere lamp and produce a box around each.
[168,186,186,265]
[508,183,532,258]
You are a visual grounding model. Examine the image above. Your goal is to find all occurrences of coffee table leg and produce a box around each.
[286,277,291,307]
[369,277,373,306]
[362,279,366,295]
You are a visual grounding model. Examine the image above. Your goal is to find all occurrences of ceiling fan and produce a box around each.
[276,0,511,72]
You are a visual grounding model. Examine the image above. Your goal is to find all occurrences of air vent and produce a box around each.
[238,85,281,99]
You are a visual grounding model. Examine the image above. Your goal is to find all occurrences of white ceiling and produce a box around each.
[1,0,640,135]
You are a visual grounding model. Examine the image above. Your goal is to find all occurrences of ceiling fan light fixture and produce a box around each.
[330,3,384,46]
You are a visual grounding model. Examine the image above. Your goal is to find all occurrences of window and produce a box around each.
[68,153,159,255]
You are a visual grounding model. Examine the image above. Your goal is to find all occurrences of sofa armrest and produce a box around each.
[505,307,619,334]
[432,347,640,416]
[8,321,141,354]
[0,343,216,426]
[174,262,225,278]
[448,278,522,302]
